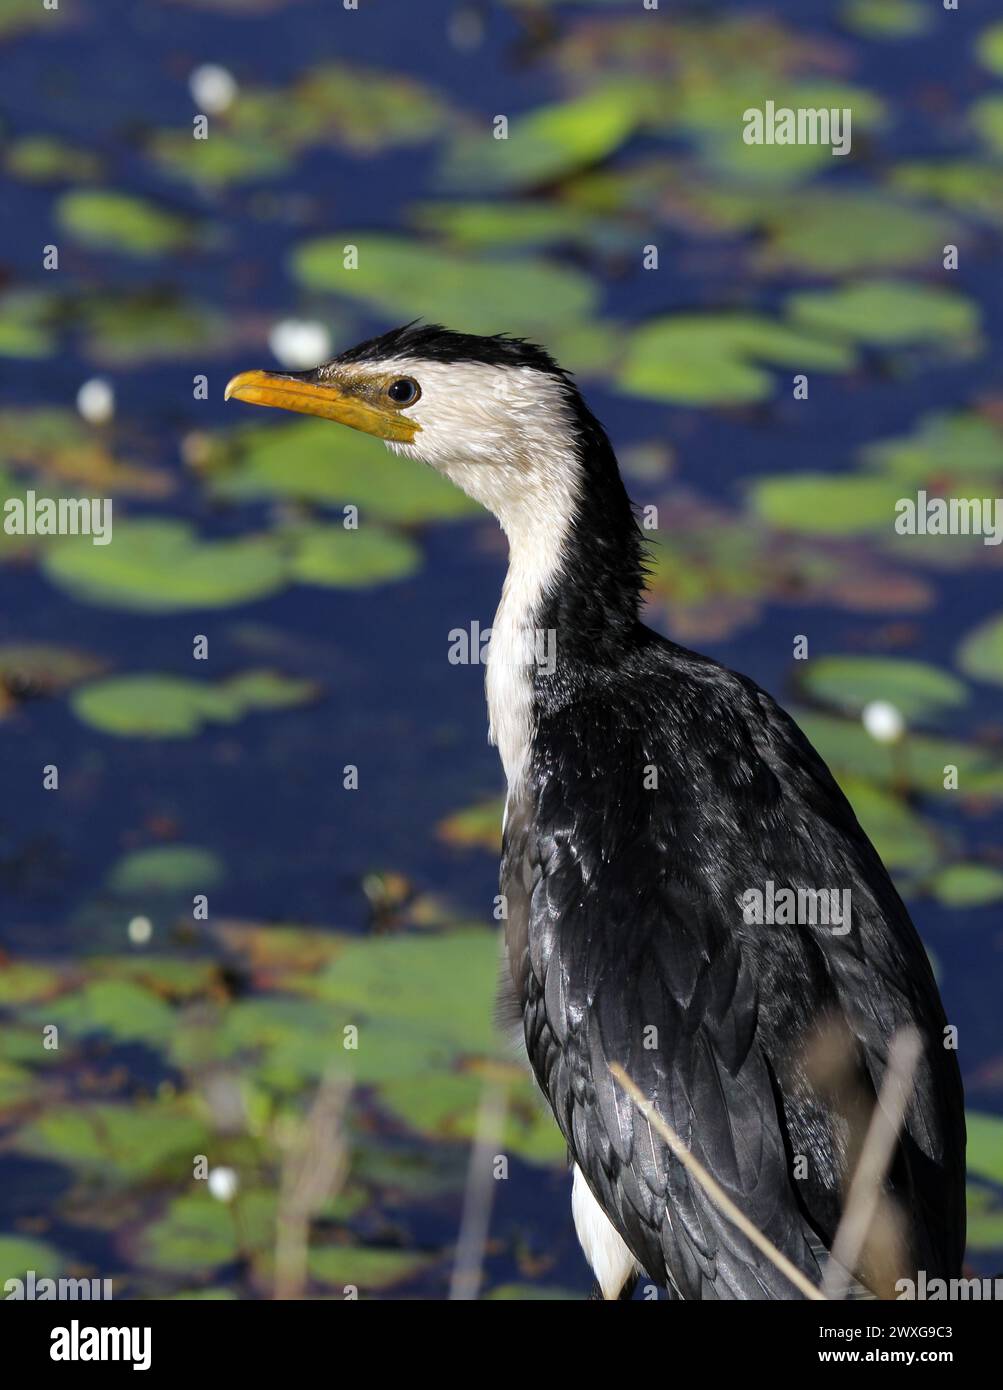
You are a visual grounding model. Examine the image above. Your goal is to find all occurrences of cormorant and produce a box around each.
[226,324,966,1300]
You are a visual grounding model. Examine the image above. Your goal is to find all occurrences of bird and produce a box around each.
[226,323,966,1300]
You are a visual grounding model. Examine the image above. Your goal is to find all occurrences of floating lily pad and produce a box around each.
[967,1186,1003,1251]
[957,614,1003,688]
[861,412,1003,483]
[0,1236,67,1282]
[308,1244,432,1291]
[971,96,1003,158]
[794,710,1003,800]
[135,1191,276,1274]
[57,191,197,257]
[107,846,225,896]
[207,419,479,522]
[928,865,1003,908]
[28,979,175,1046]
[977,22,1003,77]
[148,131,292,188]
[748,474,904,536]
[5,135,102,182]
[617,315,854,406]
[290,235,597,335]
[786,281,979,348]
[800,656,967,722]
[840,0,931,37]
[0,962,64,1005]
[967,1112,1003,1184]
[757,193,952,273]
[0,291,57,358]
[16,1102,208,1180]
[890,161,1003,228]
[0,408,171,496]
[441,86,643,192]
[839,777,941,873]
[43,521,287,612]
[288,524,420,589]
[72,670,318,738]
[437,796,505,853]
[77,291,235,365]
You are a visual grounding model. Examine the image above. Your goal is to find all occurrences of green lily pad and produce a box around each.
[149,130,292,188]
[967,1186,1003,1251]
[308,1244,432,1291]
[977,22,1003,77]
[288,524,420,588]
[315,929,501,1055]
[5,135,102,182]
[411,201,614,252]
[78,291,235,365]
[748,474,904,536]
[29,979,175,1046]
[839,777,941,873]
[957,614,1003,687]
[786,281,979,348]
[840,0,931,37]
[290,235,597,335]
[890,161,1003,228]
[208,418,479,522]
[928,864,1003,908]
[71,670,318,738]
[0,962,64,1005]
[617,315,854,406]
[794,709,1003,800]
[43,521,287,612]
[107,846,225,896]
[0,1236,67,1282]
[971,95,1003,158]
[800,656,967,722]
[57,191,197,257]
[861,412,1003,483]
[0,291,57,358]
[757,193,952,274]
[15,1102,208,1181]
[967,1112,1003,1184]
[437,796,505,853]
[136,1191,276,1274]
[441,86,643,192]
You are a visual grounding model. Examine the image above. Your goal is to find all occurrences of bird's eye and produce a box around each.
[387,377,420,406]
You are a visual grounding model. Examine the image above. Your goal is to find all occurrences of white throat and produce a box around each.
[485,470,576,791]
[386,357,582,794]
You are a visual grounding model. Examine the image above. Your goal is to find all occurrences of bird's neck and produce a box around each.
[486,417,644,788]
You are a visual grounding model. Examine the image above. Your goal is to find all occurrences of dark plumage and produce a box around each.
[495,361,965,1299]
[335,320,571,377]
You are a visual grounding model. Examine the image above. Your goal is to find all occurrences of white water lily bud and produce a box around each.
[189,64,238,115]
[268,319,332,371]
[862,700,905,745]
[127,915,153,945]
[76,378,115,425]
[208,1167,239,1202]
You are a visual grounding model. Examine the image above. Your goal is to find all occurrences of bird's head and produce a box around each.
[225,323,584,530]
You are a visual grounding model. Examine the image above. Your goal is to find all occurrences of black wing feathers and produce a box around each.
[502,636,965,1297]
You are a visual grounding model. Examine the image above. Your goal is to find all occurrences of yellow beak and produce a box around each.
[224,369,419,443]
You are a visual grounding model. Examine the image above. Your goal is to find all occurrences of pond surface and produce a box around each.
[0,0,1002,1298]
